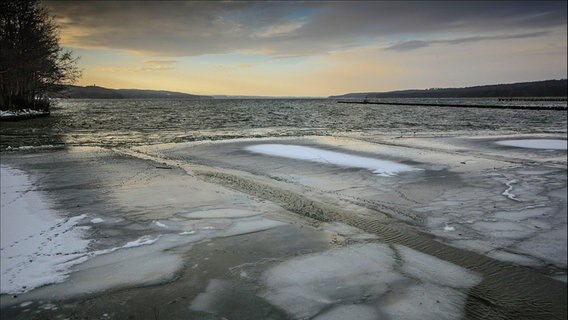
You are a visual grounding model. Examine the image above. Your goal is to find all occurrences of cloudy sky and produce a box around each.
[46,1,567,96]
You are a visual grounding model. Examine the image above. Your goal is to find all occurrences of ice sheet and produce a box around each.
[0,165,91,294]
[189,279,288,319]
[181,208,262,219]
[495,139,567,150]
[262,243,399,319]
[312,304,378,320]
[381,282,469,320]
[9,215,287,300]
[246,144,420,176]
[261,243,481,319]
[20,236,185,299]
[321,222,379,240]
[417,169,566,268]
[395,245,481,288]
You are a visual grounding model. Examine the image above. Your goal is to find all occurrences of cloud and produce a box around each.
[256,21,306,38]
[46,1,566,57]
[94,60,178,73]
[213,64,253,72]
[386,31,551,51]
[144,60,178,65]
[386,41,430,52]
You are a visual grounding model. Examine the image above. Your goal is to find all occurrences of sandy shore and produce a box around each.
[1,133,566,319]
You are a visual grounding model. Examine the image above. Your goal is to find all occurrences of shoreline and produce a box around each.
[337,100,568,110]
[0,110,50,121]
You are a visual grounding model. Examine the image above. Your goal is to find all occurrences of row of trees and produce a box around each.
[0,0,80,111]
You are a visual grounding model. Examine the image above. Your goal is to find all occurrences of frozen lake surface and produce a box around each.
[0,99,566,319]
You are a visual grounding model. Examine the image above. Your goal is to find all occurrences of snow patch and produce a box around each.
[0,165,91,294]
[153,221,168,228]
[495,139,567,150]
[90,218,104,224]
[444,224,455,232]
[245,144,420,177]
[502,180,521,201]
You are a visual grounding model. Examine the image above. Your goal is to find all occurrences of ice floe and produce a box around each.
[90,218,104,224]
[8,215,288,300]
[0,165,91,294]
[261,243,481,319]
[189,279,288,319]
[312,304,377,320]
[245,144,420,176]
[25,235,185,299]
[321,222,379,240]
[180,208,262,219]
[395,245,480,288]
[495,139,567,150]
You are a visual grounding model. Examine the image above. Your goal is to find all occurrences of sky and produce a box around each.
[45,1,568,97]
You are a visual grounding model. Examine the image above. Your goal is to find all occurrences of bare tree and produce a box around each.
[0,0,80,112]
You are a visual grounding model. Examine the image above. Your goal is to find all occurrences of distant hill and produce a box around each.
[330,79,567,99]
[50,85,212,99]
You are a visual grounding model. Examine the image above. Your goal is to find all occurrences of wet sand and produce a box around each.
[0,133,566,319]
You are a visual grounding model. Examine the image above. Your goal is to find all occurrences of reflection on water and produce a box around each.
[1,98,566,149]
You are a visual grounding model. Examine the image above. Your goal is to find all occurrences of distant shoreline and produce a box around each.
[330,79,567,99]
[337,100,567,111]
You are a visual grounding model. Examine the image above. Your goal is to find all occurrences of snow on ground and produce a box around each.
[260,243,481,319]
[495,139,567,150]
[245,144,420,176]
[0,165,90,294]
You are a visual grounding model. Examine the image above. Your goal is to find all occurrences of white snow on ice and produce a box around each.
[495,139,567,150]
[444,225,456,232]
[90,218,104,224]
[0,165,173,296]
[0,165,90,294]
[245,144,420,176]
[502,180,521,201]
[153,221,168,228]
